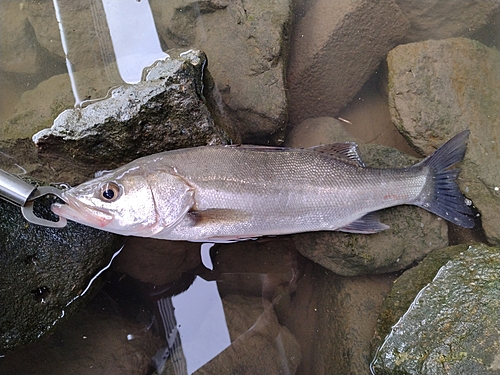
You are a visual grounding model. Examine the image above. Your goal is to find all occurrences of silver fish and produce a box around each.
[52,131,474,241]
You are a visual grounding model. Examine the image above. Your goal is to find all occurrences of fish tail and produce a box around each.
[414,130,475,228]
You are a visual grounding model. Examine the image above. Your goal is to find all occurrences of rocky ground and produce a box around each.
[0,0,499,374]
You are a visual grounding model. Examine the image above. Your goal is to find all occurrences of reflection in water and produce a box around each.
[102,0,168,84]
[151,297,186,374]
[52,0,167,106]
[172,277,231,374]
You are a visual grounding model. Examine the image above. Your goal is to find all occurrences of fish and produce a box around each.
[51,131,475,241]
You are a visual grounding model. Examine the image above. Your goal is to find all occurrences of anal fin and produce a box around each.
[337,212,390,234]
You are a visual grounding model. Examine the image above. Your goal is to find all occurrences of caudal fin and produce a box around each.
[414,130,475,228]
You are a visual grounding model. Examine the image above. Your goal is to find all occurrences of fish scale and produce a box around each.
[154,147,427,240]
[51,131,474,241]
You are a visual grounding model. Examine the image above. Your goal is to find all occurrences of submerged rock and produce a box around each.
[150,0,292,143]
[283,260,395,374]
[287,0,409,126]
[0,195,123,351]
[292,143,447,276]
[32,50,237,167]
[387,37,500,245]
[195,295,301,375]
[1,68,116,141]
[0,295,163,374]
[371,243,500,375]
[0,1,40,74]
[395,0,500,43]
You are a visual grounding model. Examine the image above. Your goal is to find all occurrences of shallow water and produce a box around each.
[0,1,498,374]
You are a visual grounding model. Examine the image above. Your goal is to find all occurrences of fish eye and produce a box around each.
[100,182,121,202]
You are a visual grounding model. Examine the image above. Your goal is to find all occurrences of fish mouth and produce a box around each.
[51,195,113,228]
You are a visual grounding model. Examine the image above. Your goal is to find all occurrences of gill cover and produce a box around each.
[145,170,195,234]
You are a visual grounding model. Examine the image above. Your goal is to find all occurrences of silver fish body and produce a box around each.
[52,131,474,241]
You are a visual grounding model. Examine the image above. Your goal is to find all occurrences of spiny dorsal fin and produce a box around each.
[308,143,365,167]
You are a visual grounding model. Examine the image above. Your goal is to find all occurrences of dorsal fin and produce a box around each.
[308,143,365,167]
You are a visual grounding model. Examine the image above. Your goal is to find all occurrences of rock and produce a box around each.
[1,69,116,140]
[387,37,500,245]
[26,0,114,71]
[211,238,301,301]
[371,244,500,375]
[287,0,409,126]
[113,238,202,286]
[395,0,500,43]
[0,194,124,351]
[283,261,395,374]
[292,143,447,276]
[150,0,292,143]
[285,117,357,147]
[195,295,301,375]
[371,244,469,353]
[0,294,163,374]
[0,1,40,74]
[32,50,237,167]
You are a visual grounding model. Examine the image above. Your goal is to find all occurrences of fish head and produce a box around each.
[51,166,160,236]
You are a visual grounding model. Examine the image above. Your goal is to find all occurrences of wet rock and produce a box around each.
[32,50,237,167]
[0,1,40,74]
[0,294,162,374]
[0,195,124,351]
[150,0,292,143]
[371,244,469,353]
[113,238,202,286]
[212,238,301,301]
[287,0,409,126]
[1,69,116,140]
[387,37,500,245]
[292,143,447,276]
[283,261,395,374]
[195,295,301,375]
[395,0,500,43]
[372,244,500,375]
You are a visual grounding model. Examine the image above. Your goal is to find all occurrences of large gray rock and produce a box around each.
[292,143,448,276]
[387,37,500,245]
[0,193,124,351]
[395,0,500,43]
[150,0,292,143]
[32,50,237,167]
[371,244,469,354]
[287,0,409,126]
[371,244,500,375]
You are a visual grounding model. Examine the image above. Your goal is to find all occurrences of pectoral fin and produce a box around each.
[337,212,390,234]
[188,209,250,226]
